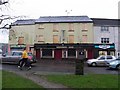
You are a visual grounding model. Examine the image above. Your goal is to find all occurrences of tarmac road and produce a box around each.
[1,59,119,75]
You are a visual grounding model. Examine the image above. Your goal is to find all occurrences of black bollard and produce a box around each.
[75,59,84,75]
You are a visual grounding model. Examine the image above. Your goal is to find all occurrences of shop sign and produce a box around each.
[95,45,114,49]
[56,46,67,48]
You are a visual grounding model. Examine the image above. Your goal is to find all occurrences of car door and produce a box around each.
[97,56,106,66]
[2,55,13,63]
[11,52,22,63]
[105,56,115,64]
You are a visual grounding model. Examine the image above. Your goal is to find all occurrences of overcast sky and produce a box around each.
[9,0,119,19]
[0,0,119,43]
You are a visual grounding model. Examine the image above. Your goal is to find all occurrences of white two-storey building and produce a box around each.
[92,18,120,57]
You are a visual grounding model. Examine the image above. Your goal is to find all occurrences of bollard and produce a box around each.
[75,59,84,75]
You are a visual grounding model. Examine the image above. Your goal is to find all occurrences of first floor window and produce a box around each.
[101,38,109,43]
[69,35,74,43]
[18,37,24,45]
[53,35,59,43]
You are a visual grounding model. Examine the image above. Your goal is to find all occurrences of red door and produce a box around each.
[54,49,62,60]
[87,49,93,59]
[36,49,40,60]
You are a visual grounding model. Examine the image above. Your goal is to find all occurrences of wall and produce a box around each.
[35,23,94,43]
[9,24,35,45]
[93,26,118,57]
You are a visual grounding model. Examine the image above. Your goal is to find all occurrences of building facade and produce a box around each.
[92,18,119,57]
[9,19,35,53]
[9,16,116,60]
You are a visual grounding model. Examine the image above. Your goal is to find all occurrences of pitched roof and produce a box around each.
[91,18,120,26]
[35,16,93,23]
[12,19,35,25]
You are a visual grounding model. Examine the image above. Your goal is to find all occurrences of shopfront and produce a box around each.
[34,43,115,60]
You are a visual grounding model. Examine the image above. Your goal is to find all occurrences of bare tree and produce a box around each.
[0,0,8,5]
[0,0,27,30]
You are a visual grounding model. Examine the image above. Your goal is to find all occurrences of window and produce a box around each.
[42,49,52,57]
[53,24,59,32]
[82,30,88,32]
[106,56,112,59]
[18,37,24,44]
[99,56,105,60]
[68,23,74,32]
[61,30,66,42]
[82,35,87,42]
[68,49,76,57]
[81,23,87,30]
[36,35,44,42]
[69,35,74,43]
[101,26,109,32]
[53,35,59,43]
[101,38,109,43]
[38,24,44,29]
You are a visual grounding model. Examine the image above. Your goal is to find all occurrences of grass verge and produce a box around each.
[2,70,44,89]
[41,74,119,89]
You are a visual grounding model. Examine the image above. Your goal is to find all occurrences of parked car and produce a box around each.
[107,57,120,69]
[1,51,37,65]
[86,55,116,67]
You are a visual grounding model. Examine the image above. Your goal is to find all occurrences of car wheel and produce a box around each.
[116,64,120,70]
[91,62,97,67]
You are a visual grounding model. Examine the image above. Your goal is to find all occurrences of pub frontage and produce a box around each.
[34,43,115,60]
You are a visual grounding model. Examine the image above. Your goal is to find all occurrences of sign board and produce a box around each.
[95,45,114,49]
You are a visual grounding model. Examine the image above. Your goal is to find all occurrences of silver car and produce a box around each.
[1,51,37,65]
[107,58,120,69]
[87,55,116,67]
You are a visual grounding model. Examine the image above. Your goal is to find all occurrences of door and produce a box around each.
[54,49,62,60]
[36,49,40,60]
[87,49,93,59]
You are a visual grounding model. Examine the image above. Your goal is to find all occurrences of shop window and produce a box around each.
[42,49,52,57]
[99,51,107,56]
[68,49,76,58]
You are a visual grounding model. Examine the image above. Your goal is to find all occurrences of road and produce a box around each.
[1,60,119,75]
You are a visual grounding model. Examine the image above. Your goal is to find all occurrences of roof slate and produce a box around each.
[12,19,35,25]
[91,18,120,26]
[35,16,93,23]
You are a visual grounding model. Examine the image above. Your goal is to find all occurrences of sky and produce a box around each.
[0,0,120,43]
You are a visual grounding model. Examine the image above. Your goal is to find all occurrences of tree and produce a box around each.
[0,0,26,30]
